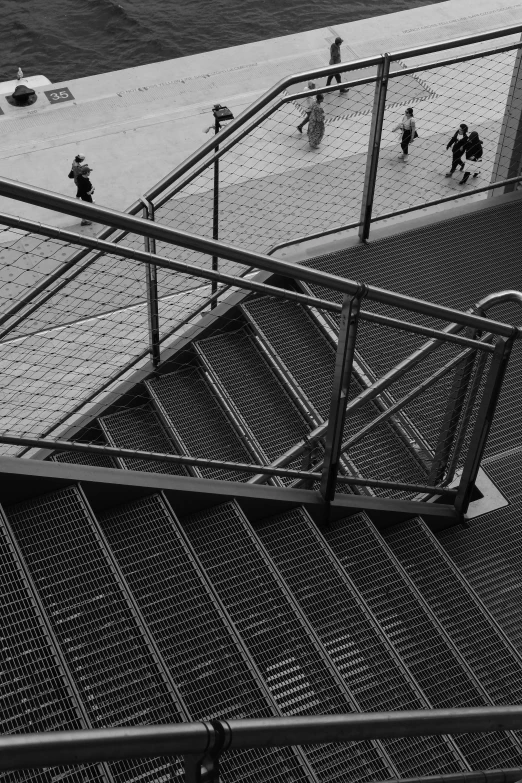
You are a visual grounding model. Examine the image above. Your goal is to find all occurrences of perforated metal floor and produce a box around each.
[5,487,185,783]
[182,501,393,783]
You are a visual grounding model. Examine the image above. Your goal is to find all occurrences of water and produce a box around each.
[1,0,439,84]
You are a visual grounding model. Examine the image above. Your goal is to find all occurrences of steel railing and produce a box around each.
[0,177,519,513]
[3,708,522,783]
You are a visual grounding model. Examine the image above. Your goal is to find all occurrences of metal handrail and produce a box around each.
[0,177,516,338]
[249,290,522,484]
[0,432,456,496]
[267,174,522,257]
[2,707,522,771]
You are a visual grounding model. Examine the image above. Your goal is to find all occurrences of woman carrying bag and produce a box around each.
[393,107,417,160]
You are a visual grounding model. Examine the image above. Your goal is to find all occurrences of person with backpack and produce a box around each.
[76,167,95,226]
[445,123,468,177]
[459,131,483,184]
[393,108,417,160]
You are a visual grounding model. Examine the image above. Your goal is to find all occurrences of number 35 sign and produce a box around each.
[44,87,74,104]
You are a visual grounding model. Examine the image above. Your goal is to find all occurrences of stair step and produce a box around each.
[384,518,522,707]
[181,500,393,783]
[323,511,522,770]
[100,404,187,475]
[97,493,312,783]
[242,297,427,492]
[147,366,254,482]
[255,506,464,777]
[196,327,310,463]
[0,510,106,783]
[5,487,185,783]
[50,451,118,469]
[437,457,522,654]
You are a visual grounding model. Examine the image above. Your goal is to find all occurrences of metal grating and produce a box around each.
[147,366,254,482]
[100,404,187,475]
[256,506,463,776]
[0,510,106,783]
[182,500,392,783]
[324,512,522,770]
[5,486,184,783]
[50,452,118,469]
[196,327,310,462]
[98,494,311,783]
[439,455,522,653]
[242,297,427,493]
[384,517,522,712]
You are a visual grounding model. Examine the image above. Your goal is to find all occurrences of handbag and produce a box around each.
[68,169,74,179]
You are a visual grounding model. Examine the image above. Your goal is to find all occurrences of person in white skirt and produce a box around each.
[459,131,483,184]
[393,108,417,160]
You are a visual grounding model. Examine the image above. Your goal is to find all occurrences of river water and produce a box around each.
[2,0,438,84]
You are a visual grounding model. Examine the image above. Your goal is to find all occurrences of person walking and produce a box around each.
[297,82,316,133]
[445,124,468,177]
[76,167,95,225]
[308,93,325,149]
[69,154,86,186]
[326,37,348,94]
[459,131,483,184]
[393,108,416,160]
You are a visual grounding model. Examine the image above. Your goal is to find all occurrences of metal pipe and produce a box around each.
[0,431,455,495]
[382,772,522,783]
[0,213,342,317]
[0,179,514,337]
[0,724,213,770]
[141,22,522,204]
[5,706,522,771]
[139,197,161,367]
[387,40,522,80]
[267,175,522,255]
[359,55,390,242]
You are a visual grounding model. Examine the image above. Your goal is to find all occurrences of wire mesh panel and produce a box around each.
[181,500,393,783]
[97,494,312,783]
[5,486,185,783]
[374,44,521,221]
[255,506,464,776]
[0,509,107,783]
[324,511,522,770]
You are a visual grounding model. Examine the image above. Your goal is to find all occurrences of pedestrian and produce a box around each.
[308,93,325,149]
[326,37,348,94]
[393,108,417,160]
[297,81,316,133]
[459,131,483,184]
[76,167,95,226]
[69,154,86,186]
[445,124,468,177]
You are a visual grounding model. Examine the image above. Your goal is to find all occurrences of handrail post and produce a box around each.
[320,288,365,502]
[427,330,479,485]
[140,197,161,367]
[359,54,390,242]
[211,113,220,309]
[454,336,513,516]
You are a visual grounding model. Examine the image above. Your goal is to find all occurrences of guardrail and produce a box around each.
[3,708,522,783]
[0,180,519,514]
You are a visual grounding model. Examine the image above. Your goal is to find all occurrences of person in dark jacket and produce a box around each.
[76,167,95,225]
[459,131,483,184]
[445,124,468,177]
[326,37,348,94]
